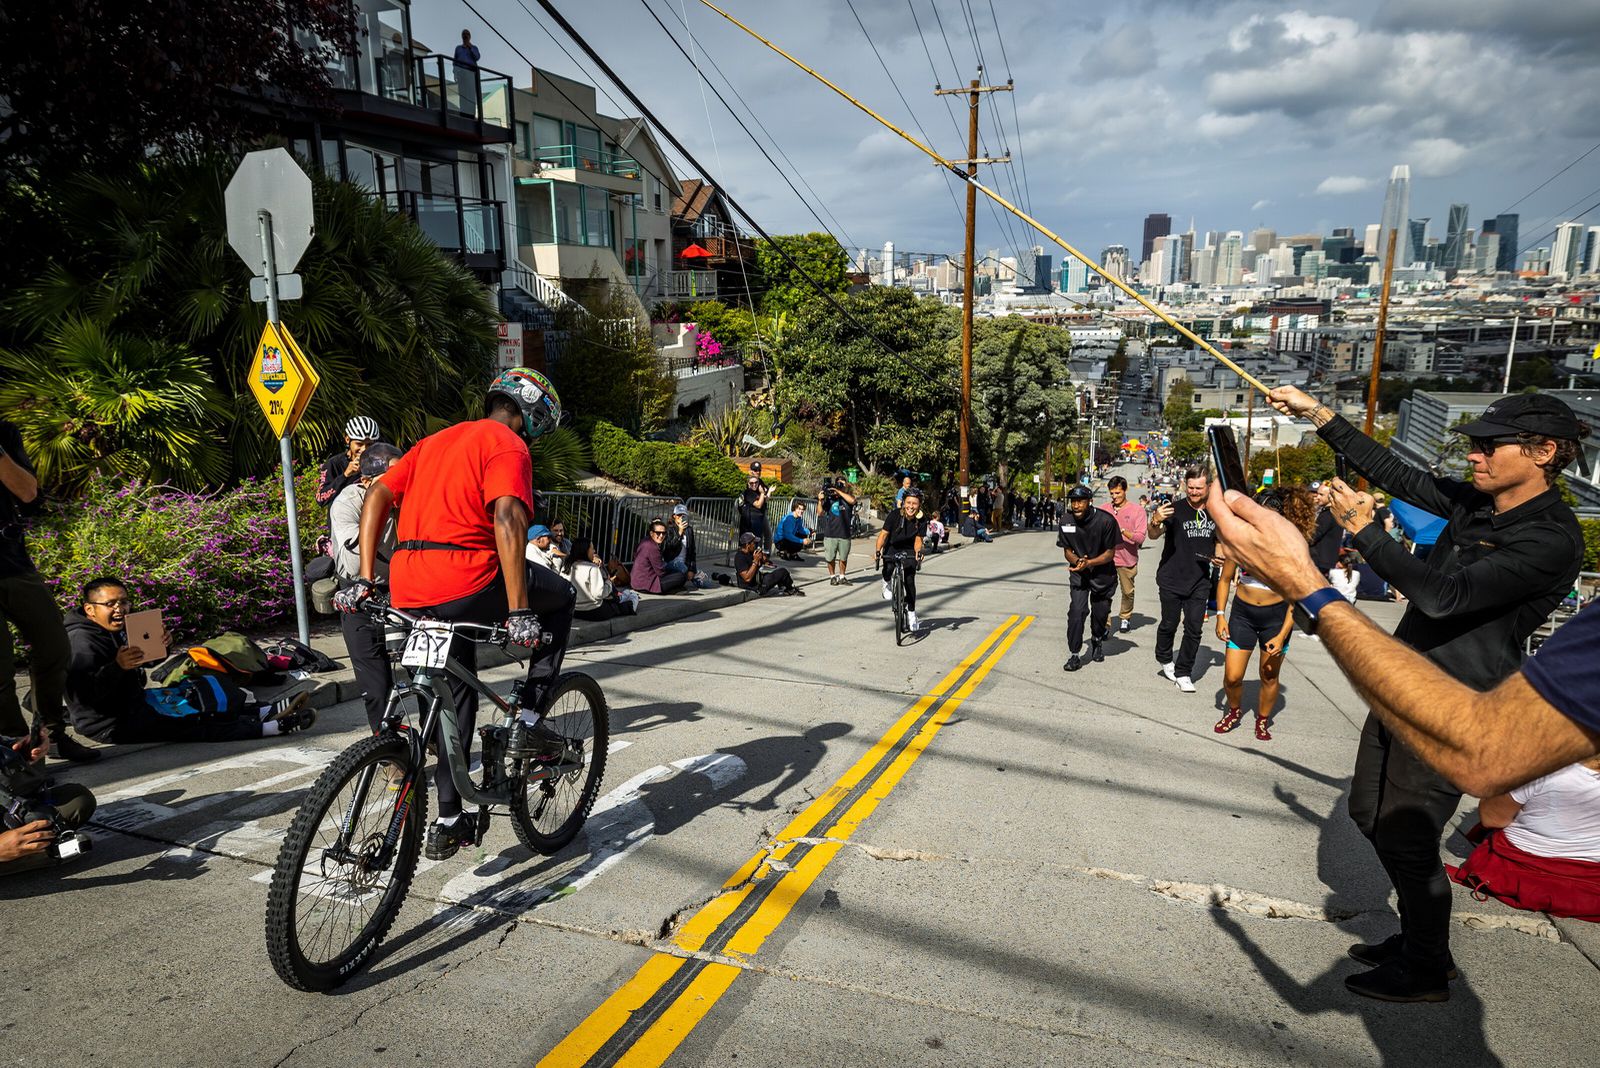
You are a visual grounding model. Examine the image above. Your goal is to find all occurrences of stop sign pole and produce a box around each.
[257,209,311,644]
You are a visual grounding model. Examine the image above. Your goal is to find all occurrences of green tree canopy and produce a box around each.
[1164,379,1203,432]
[774,287,959,477]
[552,283,673,437]
[755,233,849,317]
[968,316,1078,484]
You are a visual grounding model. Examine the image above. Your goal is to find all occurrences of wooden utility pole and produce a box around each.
[1364,227,1399,437]
[1243,388,1254,472]
[935,74,1011,501]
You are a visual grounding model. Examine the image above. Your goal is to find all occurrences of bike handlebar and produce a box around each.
[367,601,511,644]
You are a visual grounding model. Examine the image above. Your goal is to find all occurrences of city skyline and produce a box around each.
[412,1,1600,259]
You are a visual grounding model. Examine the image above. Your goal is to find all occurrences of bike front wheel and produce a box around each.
[265,733,424,991]
[510,673,609,854]
[892,565,908,644]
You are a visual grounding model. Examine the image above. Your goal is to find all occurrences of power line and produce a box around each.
[842,0,966,231]
[1512,187,1600,263]
[645,0,860,251]
[983,0,1033,218]
[1498,139,1600,215]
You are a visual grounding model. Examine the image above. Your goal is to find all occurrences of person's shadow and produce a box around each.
[1211,784,1501,1067]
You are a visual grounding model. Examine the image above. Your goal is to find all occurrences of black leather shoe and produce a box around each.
[424,819,475,861]
[1348,934,1458,981]
[1064,654,1083,672]
[50,733,102,763]
[1344,958,1451,1003]
[1090,640,1105,663]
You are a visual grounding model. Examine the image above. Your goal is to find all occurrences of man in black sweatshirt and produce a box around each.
[1147,469,1217,694]
[1269,386,1586,1003]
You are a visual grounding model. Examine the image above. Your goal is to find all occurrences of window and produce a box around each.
[528,181,611,247]
[625,239,647,277]
[532,113,563,156]
[515,121,532,160]
[583,187,612,248]
[519,181,555,244]
[1235,393,1245,403]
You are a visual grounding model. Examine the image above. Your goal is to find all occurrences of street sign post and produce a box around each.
[227,149,317,643]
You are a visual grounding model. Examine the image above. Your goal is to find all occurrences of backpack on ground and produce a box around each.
[260,637,339,674]
[150,631,276,687]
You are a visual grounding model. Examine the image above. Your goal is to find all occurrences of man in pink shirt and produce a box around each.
[1101,475,1148,632]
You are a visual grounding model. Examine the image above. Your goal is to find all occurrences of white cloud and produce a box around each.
[1251,199,1273,211]
[1315,175,1377,195]
[1196,112,1259,139]
[1408,137,1469,177]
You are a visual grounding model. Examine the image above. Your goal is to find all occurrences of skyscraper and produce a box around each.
[1179,225,1195,282]
[1192,246,1216,285]
[1061,256,1089,293]
[1101,244,1130,283]
[1476,232,1501,274]
[1408,218,1430,265]
[1156,234,1184,285]
[1494,213,1519,272]
[1141,213,1171,265]
[1362,223,1382,256]
[1585,227,1600,275]
[1444,203,1470,270]
[1217,232,1244,285]
[1249,228,1276,254]
[1377,164,1413,266]
[1551,222,1584,278]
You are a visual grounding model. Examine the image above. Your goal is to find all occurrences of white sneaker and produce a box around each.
[1159,662,1177,682]
[881,581,892,601]
[906,610,920,631]
[1175,676,1196,693]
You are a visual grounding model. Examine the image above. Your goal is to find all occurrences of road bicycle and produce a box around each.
[881,550,918,645]
[265,603,608,991]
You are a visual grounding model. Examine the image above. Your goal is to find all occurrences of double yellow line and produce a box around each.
[539,614,1035,1067]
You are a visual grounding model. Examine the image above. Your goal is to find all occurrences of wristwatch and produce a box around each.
[1292,586,1345,635]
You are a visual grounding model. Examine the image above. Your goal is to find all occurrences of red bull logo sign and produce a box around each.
[259,344,287,392]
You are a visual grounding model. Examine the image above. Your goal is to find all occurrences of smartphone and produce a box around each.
[1334,453,1351,484]
[123,610,167,663]
[1207,425,1248,495]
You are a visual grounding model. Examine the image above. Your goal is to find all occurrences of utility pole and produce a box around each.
[1501,314,1520,394]
[935,73,1011,507]
[1364,227,1398,438]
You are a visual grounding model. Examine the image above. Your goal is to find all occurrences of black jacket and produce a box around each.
[1320,415,1584,690]
[1308,508,1343,573]
[63,610,146,742]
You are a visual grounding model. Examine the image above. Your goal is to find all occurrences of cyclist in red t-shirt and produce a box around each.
[336,368,576,859]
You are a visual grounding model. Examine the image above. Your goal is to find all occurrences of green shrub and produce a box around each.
[1581,517,1600,572]
[589,420,793,499]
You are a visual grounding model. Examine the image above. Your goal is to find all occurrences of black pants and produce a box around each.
[1154,587,1207,676]
[881,557,917,610]
[413,563,575,819]
[739,514,770,550]
[340,603,393,733]
[745,567,793,596]
[0,782,96,877]
[1348,713,1463,971]
[0,570,71,737]
[774,537,805,556]
[1067,577,1113,654]
[655,570,688,595]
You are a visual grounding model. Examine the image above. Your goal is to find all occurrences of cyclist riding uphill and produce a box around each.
[876,486,928,632]
[335,367,576,860]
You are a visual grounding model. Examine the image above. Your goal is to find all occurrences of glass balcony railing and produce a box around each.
[407,55,512,131]
[522,144,642,179]
[384,192,504,261]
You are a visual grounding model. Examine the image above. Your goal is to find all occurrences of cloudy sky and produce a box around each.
[414,0,1600,262]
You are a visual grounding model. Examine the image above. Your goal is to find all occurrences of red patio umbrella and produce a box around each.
[680,243,713,259]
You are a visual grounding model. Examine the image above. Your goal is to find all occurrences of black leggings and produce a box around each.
[409,562,576,819]
[882,555,918,610]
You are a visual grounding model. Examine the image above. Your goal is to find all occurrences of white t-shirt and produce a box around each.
[1504,763,1600,862]
[1327,566,1359,603]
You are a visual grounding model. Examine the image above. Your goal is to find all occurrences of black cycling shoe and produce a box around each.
[1344,957,1451,1003]
[506,719,566,761]
[1064,654,1083,672]
[424,819,475,861]
[1090,640,1105,663]
[1348,934,1458,981]
[50,733,102,763]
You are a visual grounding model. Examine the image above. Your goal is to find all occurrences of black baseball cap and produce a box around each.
[1453,394,1586,440]
[1067,484,1094,501]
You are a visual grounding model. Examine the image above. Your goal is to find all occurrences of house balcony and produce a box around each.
[666,270,719,299]
[385,191,504,274]
[518,144,643,195]
[327,53,514,145]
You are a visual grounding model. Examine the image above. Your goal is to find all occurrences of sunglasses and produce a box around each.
[1469,435,1521,454]
[649,529,666,537]
[89,598,133,609]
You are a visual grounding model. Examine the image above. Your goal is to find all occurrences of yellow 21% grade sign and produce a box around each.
[248,321,320,438]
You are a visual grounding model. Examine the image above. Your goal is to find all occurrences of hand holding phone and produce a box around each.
[1207,425,1248,496]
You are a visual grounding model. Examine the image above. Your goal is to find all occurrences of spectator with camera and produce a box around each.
[1266,385,1587,1003]
[0,419,99,763]
[734,532,798,596]
[737,472,770,549]
[1147,469,1217,694]
[0,728,95,875]
[816,476,858,585]
[63,579,316,745]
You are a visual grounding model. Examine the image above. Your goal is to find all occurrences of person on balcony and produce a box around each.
[452,30,481,115]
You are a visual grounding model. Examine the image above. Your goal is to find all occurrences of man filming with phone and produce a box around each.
[1147,469,1216,694]
[1264,385,1587,1003]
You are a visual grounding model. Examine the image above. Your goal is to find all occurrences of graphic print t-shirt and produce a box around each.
[1155,498,1218,597]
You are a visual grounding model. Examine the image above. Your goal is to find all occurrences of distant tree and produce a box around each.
[1172,430,1208,463]
[0,1,356,171]
[755,233,849,318]
[1247,438,1337,488]
[969,317,1078,482]
[555,283,674,437]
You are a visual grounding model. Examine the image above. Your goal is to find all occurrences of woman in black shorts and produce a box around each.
[1213,488,1318,740]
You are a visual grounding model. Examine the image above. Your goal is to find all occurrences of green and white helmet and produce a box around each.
[487,367,561,443]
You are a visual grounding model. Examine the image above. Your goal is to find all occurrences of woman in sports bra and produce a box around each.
[1213,487,1319,740]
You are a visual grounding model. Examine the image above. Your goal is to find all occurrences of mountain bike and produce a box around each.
[265,603,608,992]
[882,550,917,645]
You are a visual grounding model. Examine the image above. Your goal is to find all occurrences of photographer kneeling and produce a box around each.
[1,729,95,876]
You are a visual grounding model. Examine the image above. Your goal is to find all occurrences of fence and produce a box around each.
[1527,570,1600,654]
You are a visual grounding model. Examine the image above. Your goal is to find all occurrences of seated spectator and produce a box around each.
[925,516,946,552]
[630,520,687,595]
[774,502,810,560]
[1353,557,1393,601]
[734,532,800,596]
[526,524,561,574]
[64,579,315,745]
[666,504,710,588]
[573,536,630,590]
[548,520,572,567]
[1447,756,1600,921]
[1328,552,1360,603]
[0,729,96,876]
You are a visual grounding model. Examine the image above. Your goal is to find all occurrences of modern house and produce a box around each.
[285,0,515,280]
[672,179,760,306]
